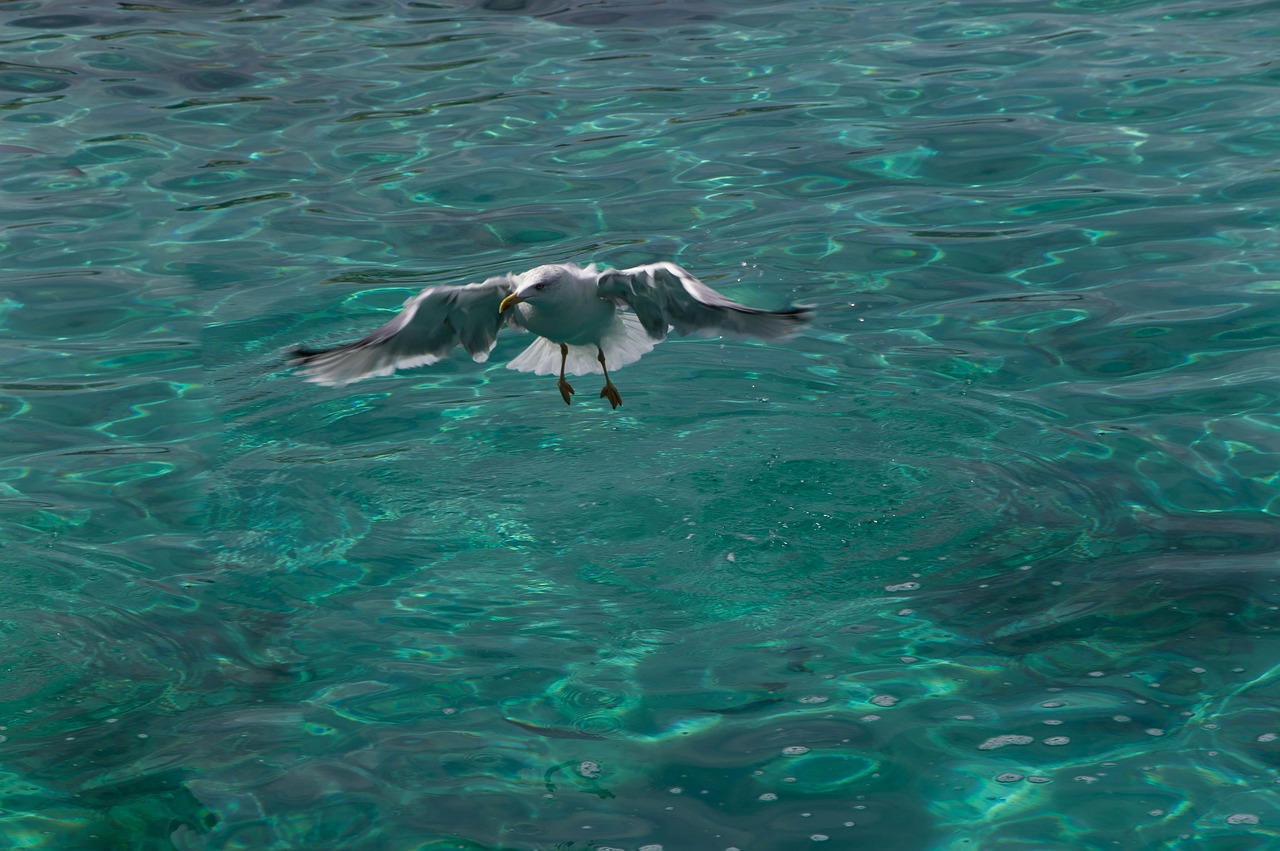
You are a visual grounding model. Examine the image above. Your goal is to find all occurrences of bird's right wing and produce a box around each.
[596,262,813,341]
[290,275,518,386]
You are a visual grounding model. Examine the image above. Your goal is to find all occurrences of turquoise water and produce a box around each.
[2,0,1279,848]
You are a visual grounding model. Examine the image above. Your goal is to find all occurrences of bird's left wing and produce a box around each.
[596,262,813,341]
[290,275,518,386]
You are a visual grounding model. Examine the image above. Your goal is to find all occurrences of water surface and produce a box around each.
[1,0,1279,848]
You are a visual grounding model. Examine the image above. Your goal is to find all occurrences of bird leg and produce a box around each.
[597,347,622,409]
[556,343,575,405]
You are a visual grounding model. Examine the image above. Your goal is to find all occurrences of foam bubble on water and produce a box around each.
[1257,733,1278,742]
[870,695,898,707]
[1226,814,1259,825]
[759,792,778,801]
[978,734,1033,750]
[811,835,830,842]
[995,772,1024,782]
[1044,736,1070,746]
[782,746,810,755]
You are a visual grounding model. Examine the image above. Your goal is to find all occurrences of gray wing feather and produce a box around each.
[596,262,813,341]
[290,275,517,386]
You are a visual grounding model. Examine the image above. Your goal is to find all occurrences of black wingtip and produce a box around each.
[786,304,816,323]
[287,346,330,366]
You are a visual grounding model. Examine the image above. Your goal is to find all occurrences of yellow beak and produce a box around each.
[499,292,527,313]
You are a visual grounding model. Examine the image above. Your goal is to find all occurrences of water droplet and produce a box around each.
[759,793,778,801]
[1258,733,1278,742]
[811,835,830,842]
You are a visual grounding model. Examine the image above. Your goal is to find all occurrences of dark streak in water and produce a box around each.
[701,697,784,715]
[504,718,606,739]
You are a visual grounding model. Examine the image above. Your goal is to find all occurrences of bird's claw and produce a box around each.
[600,382,622,410]
[557,377,575,405]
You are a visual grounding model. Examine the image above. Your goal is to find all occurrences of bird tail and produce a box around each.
[506,313,655,376]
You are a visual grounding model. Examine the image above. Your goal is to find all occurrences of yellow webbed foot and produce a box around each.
[600,381,622,410]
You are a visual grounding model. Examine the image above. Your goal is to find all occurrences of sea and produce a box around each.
[1,0,1278,848]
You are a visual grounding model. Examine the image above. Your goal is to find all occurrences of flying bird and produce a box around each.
[290,262,812,408]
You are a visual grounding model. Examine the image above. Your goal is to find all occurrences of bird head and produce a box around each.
[499,265,564,313]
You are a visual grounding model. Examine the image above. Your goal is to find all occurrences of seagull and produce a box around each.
[289,262,812,408]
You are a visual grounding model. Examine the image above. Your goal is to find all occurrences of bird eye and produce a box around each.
[534,283,546,291]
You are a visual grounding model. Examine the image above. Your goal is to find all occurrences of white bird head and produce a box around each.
[499,265,568,313]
